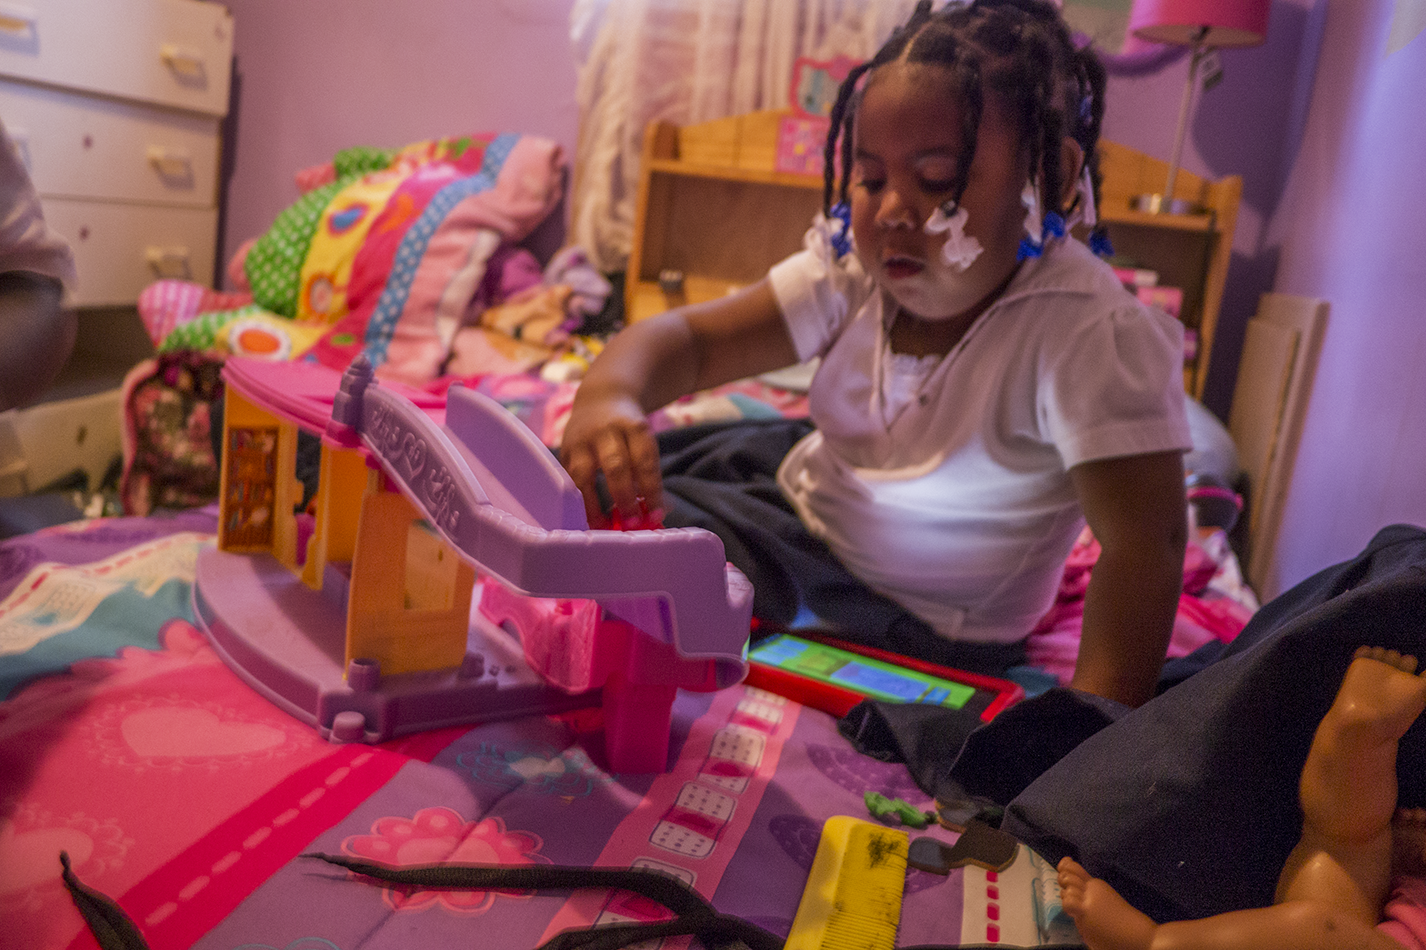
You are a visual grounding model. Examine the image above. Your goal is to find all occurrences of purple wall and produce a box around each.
[1265,2,1426,589]
[218,0,579,278]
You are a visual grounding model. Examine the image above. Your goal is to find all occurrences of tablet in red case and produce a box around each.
[745,632,1024,720]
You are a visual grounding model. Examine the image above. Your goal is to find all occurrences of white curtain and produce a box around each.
[568,0,923,273]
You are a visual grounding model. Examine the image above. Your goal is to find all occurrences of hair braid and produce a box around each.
[822,58,872,213]
[821,0,937,214]
[949,52,983,204]
[1075,46,1109,227]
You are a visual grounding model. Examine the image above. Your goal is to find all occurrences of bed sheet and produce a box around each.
[0,513,981,950]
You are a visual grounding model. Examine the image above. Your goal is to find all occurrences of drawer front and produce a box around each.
[5,387,123,493]
[0,79,220,208]
[0,0,233,117]
[41,198,217,306]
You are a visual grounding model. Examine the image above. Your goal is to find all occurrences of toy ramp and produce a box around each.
[328,356,751,669]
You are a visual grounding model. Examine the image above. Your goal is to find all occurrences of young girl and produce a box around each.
[560,0,1191,709]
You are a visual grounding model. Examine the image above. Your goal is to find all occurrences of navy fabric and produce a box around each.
[839,685,1123,806]
[1000,523,1426,925]
[657,418,1026,676]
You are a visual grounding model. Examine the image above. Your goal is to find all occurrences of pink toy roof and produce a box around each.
[221,357,446,441]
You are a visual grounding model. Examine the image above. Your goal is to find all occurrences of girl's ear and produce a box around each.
[1058,137,1085,208]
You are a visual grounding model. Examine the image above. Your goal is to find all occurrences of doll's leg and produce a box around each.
[1059,857,1406,950]
[1275,647,1426,923]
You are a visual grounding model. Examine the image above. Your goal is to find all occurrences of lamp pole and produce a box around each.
[1160,25,1210,213]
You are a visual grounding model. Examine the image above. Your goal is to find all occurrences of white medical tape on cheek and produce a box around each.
[924,203,984,271]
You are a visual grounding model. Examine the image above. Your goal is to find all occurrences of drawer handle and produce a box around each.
[147,147,195,184]
[0,3,35,38]
[146,246,192,280]
[160,43,208,84]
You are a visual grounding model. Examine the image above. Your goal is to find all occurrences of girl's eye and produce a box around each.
[921,178,957,194]
[856,178,885,194]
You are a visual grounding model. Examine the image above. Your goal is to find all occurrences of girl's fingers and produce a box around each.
[561,442,608,528]
[594,427,643,523]
[561,416,663,530]
[626,428,664,517]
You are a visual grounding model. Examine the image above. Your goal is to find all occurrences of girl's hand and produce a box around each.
[558,278,796,530]
[560,389,664,529]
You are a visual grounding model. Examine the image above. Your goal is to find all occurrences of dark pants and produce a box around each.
[657,418,1025,677]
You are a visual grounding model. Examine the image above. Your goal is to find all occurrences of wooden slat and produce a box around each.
[1228,294,1329,598]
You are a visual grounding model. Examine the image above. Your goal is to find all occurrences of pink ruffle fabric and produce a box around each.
[1024,527,1259,684]
[1381,876,1426,950]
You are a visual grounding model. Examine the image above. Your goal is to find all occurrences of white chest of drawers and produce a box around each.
[0,0,233,498]
[0,0,234,306]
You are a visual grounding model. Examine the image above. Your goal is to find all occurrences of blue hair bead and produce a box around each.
[1089,228,1114,257]
[1042,212,1066,240]
[829,201,853,258]
[1017,237,1043,261]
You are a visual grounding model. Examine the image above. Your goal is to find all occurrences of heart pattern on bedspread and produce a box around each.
[121,707,289,758]
[0,821,93,895]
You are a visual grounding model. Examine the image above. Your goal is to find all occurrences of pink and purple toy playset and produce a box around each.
[192,356,753,772]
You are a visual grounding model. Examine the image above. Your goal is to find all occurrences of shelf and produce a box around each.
[628,113,824,326]
[647,158,822,190]
[1098,205,1215,232]
[629,276,749,323]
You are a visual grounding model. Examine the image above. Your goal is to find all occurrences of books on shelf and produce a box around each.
[1112,265,1159,289]
[1136,284,1183,320]
[1113,262,1190,363]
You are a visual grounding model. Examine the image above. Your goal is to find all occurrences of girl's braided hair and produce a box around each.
[823,0,1108,235]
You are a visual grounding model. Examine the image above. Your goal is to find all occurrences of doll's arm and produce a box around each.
[1067,450,1187,708]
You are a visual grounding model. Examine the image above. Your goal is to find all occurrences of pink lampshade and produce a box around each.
[1128,0,1270,48]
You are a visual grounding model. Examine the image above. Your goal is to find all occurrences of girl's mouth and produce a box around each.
[882,256,924,280]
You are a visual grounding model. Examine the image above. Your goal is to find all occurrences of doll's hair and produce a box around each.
[823,0,1108,235]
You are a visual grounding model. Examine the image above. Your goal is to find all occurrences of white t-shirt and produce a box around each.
[0,119,77,290]
[768,217,1192,644]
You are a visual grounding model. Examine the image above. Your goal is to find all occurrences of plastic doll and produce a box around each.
[1058,646,1426,950]
[560,0,1190,707]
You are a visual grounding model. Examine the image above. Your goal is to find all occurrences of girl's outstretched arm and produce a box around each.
[560,278,797,527]
[1067,450,1187,708]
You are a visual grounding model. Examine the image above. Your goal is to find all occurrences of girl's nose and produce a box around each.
[877,188,918,230]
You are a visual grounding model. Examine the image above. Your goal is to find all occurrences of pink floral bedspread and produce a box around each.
[0,513,975,950]
[1025,526,1258,684]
